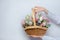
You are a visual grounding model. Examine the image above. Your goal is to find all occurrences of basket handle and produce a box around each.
[32,8,48,26]
[32,9,36,26]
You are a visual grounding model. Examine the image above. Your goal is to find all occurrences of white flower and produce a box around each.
[26,16,29,19]
[42,22,47,26]
[40,16,43,21]
[25,21,29,24]
[29,21,32,25]
[38,20,41,23]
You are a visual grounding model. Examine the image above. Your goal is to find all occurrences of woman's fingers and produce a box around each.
[32,7,40,13]
[32,6,48,14]
[30,35,42,38]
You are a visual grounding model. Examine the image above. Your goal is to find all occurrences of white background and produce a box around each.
[0,0,60,40]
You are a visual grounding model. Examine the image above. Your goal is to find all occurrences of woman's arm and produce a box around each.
[47,11,60,26]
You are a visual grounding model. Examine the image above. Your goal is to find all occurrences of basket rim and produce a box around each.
[25,26,47,31]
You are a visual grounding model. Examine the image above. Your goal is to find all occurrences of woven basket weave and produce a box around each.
[24,9,48,36]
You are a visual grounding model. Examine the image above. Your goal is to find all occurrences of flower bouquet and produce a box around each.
[21,10,50,36]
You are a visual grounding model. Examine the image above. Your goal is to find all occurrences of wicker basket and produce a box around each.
[24,9,48,36]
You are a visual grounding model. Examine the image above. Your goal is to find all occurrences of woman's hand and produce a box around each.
[29,35,42,38]
[29,35,42,40]
[32,6,48,14]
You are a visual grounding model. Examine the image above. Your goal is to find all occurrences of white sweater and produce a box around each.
[47,11,60,26]
[45,11,60,39]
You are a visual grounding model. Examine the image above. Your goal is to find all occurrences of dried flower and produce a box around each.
[22,12,51,28]
[39,16,43,21]
[28,21,33,26]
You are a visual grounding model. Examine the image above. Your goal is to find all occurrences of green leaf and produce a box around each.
[46,24,51,28]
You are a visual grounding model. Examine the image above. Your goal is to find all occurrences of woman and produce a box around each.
[29,6,60,40]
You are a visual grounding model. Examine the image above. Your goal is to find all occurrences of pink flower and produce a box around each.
[21,20,25,25]
[43,16,50,22]
[35,18,38,21]
[40,22,46,26]
[45,18,50,22]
